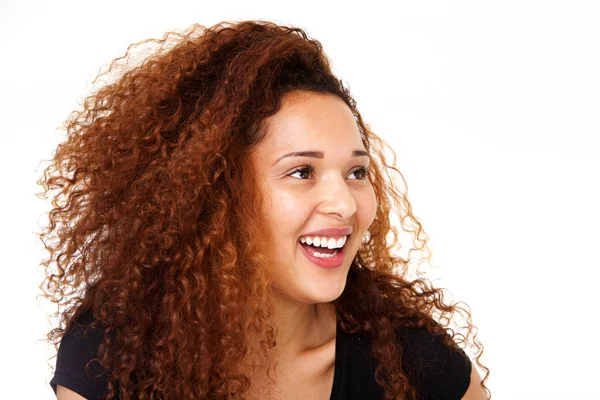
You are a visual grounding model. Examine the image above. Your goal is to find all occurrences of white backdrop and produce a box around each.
[1,1,599,399]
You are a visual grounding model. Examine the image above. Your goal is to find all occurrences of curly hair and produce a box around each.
[37,20,490,399]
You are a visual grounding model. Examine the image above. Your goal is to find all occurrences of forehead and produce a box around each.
[258,91,364,152]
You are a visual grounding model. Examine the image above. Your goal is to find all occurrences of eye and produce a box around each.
[349,166,370,180]
[288,164,371,180]
[288,164,314,180]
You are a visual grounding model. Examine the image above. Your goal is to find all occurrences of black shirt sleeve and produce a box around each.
[49,311,110,400]
[398,325,472,400]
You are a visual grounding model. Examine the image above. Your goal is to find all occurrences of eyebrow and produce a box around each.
[272,150,370,166]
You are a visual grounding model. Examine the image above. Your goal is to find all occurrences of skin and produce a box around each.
[56,386,85,400]
[463,367,488,400]
[57,90,487,399]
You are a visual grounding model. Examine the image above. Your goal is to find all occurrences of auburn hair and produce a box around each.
[38,20,490,399]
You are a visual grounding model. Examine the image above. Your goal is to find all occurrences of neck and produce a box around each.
[243,293,337,367]
[270,295,337,356]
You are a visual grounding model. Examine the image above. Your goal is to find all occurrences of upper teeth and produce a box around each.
[299,235,347,249]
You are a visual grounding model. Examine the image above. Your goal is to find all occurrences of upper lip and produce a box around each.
[300,226,353,238]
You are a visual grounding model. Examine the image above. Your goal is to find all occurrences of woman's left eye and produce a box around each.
[350,166,370,180]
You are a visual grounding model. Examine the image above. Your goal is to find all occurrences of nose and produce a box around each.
[317,176,357,220]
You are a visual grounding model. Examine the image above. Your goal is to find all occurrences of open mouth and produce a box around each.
[297,234,350,266]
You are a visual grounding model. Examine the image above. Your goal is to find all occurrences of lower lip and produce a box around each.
[299,239,347,269]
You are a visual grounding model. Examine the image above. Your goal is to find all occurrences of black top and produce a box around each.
[50,311,471,400]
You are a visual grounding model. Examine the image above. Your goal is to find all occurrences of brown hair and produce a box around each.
[37,20,490,399]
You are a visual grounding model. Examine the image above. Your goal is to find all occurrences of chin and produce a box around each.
[305,281,347,304]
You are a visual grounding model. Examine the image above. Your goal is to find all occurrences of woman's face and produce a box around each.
[250,91,377,305]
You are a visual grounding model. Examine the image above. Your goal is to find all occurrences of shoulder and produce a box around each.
[396,325,472,400]
[461,366,488,400]
[49,309,110,400]
[338,323,474,399]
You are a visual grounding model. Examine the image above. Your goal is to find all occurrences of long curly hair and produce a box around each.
[37,20,490,399]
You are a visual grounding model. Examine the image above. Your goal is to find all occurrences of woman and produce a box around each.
[39,20,490,399]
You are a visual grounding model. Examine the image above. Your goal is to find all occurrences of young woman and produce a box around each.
[39,20,490,399]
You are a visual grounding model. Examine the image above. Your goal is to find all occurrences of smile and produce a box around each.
[298,235,350,269]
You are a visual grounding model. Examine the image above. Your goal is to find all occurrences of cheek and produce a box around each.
[267,190,311,230]
[359,187,378,227]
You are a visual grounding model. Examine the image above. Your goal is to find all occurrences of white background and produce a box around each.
[1,1,599,399]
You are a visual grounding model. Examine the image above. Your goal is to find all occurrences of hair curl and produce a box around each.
[37,20,490,399]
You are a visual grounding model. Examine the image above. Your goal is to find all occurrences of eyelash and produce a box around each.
[289,164,371,180]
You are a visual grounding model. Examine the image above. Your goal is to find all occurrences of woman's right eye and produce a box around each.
[288,164,314,180]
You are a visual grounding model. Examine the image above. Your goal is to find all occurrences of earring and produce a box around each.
[362,232,370,243]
